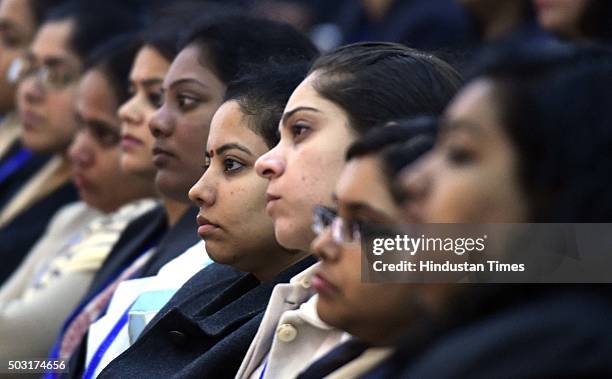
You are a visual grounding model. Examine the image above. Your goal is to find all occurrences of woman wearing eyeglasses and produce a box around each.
[237,42,461,379]
[309,43,612,379]
[0,2,137,284]
[0,36,158,364]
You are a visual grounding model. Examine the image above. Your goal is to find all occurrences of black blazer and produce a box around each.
[0,140,50,209]
[361,289,612,379]
[99,257,316,379]
[0,181,77,284]
[67,206,200,378]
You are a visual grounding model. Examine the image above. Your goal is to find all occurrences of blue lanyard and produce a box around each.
[44,239,159,378]
[0,147,32,184]
[82,299,135,379]
[259,360,268,379]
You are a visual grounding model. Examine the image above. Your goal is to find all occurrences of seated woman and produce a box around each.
[304,43,612,378]
[98,62,315,378]
[0,37,156,363]
[238,42,461,379]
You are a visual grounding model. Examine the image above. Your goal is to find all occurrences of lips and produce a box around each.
[196,213,221,238]
[152,145,176,167]
[312,271,340,298]
[120,133,143,150]
[265,192,281,213]
[20,110,45,132]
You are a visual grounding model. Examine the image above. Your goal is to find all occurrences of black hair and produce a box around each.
[84,35,139,106]
[579,0,612,42]
[309,42,463,136]
[141,1,243,62]
[468,42,612,222]
[30,0,66,27]
[224,62,310,148]
[180,15,319,84]
[44,1,140,61]
[347,117,437,203]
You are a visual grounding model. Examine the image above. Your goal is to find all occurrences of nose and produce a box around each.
[188,171,216,208]
[18,76,44,105]
[311,227,340,262]
[149,102,173,138]
[118,95,143,127]
[68,130,95,170]
[255,145,285,180]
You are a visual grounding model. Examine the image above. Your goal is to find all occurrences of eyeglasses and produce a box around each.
[7,56,80,89]
[312,205,362,245]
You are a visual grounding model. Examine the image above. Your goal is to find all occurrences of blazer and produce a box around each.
[237,263,347,379]
[0,140,50,210]
[0,181,77,284]
[362,289,612,379]
[99,257,317,379]
[66,206,200,378]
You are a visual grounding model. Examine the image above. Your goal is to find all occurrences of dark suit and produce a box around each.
[361,288,612,379]
[99,257,316,379]
[0,181,77,284]
[0,140,50,209]
[66,206,200,378]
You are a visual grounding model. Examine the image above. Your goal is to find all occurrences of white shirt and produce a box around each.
[84,240,211,377]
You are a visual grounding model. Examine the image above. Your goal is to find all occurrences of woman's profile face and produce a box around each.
[400,79,528,223]
[533,0,590,38]
[255,71,357,252]
[69,70,151,212]
[149,44,226,203]
[118,45,170,179]
[311,154,417,344]
[189,101,285,279]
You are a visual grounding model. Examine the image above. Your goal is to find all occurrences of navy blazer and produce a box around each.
[67,206,200,378]
[0,140,50,209]
[362,289,612,379]
[99,257,317,379]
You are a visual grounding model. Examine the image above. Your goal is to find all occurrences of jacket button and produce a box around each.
[300,278,312,289]
[276,323,298,342]
[168,330,188,347]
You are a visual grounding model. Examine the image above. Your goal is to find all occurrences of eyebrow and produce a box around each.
[440,119,484,136]
[136,78,163,87]
[215,143,253,156]
[168,78,208,90]
[0,20,17,31]
[75,110,117,132]
[281,106,321,125]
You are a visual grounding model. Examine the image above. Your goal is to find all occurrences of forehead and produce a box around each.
[0,0,33,24]
[30,19,75,60]
[164,45,219,86]
[131,45,170,80]
[76,70,117,118]
[284,71,341,116]
[336,156,388,204]
[445,79,499,125]
[207,101,262,147]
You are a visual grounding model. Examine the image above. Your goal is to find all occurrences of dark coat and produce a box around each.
[0,180,77,284]
[362,288,612,379]
[99,257,317,379]
[0,140,50,209]
[66,206,200,378]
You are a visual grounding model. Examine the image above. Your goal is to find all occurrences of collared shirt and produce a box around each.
[84,240,211,378]
[237,262,349,379]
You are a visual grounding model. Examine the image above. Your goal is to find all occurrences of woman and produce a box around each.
[238,42,462,379]
[0,37,156,364]
[313,43,612,378]
[98,62,314,379]
[533,0,612,43]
